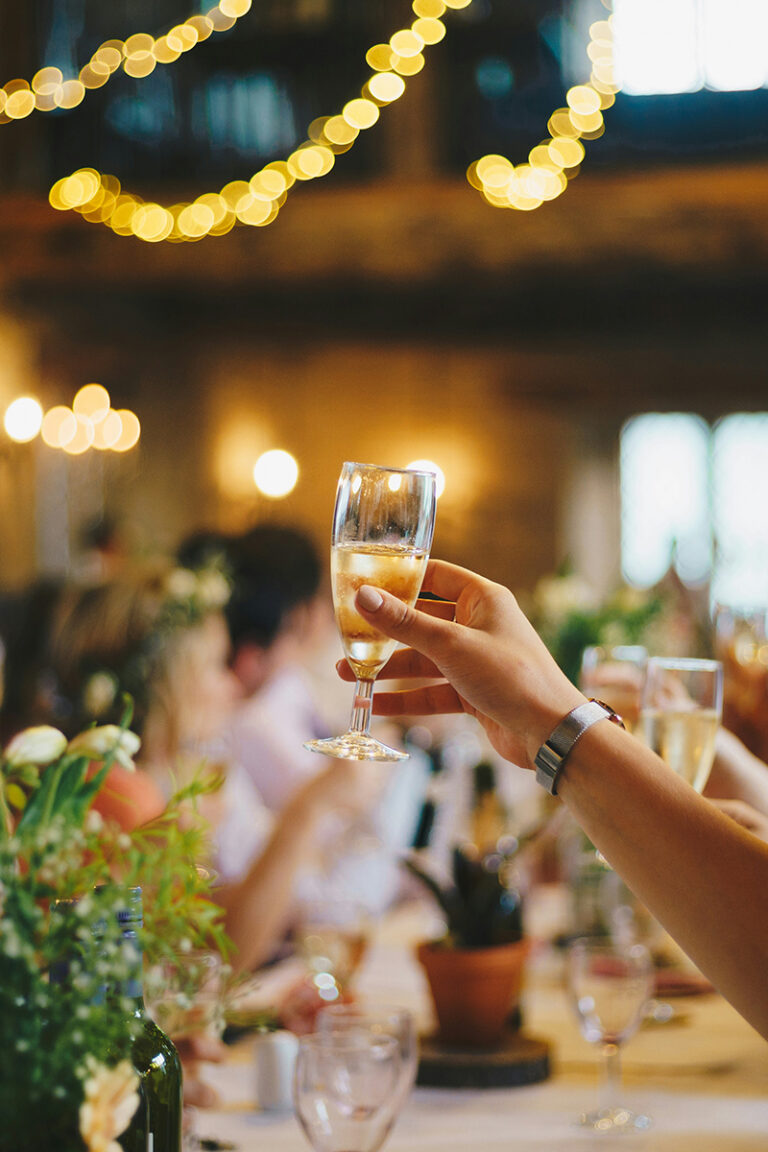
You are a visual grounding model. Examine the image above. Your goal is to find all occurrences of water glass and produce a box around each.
[566,937,653,1132]
[294,1032,401,1152]
[317,1003,418,1111]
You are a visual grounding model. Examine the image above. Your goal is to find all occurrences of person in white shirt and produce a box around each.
[221,525,428,914]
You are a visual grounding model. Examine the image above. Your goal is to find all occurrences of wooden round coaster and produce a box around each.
[416,1032,551,1089]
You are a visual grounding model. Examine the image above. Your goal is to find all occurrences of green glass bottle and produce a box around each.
[110,888,183,1152]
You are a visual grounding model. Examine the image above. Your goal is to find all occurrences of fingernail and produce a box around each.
[357,585,383,612]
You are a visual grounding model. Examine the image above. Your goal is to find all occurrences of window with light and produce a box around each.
[613,0,768,95]
[621,413,768,610]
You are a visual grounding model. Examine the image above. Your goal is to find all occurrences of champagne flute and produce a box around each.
[639,657,723,792]
[305,462,437,762]
[580,645,648,734]
[566,937,653,1133]
[294,1032,401,1152]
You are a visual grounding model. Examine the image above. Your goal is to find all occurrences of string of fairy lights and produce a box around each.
[468,8,618,212]
[0,0,252,125]
[46,0,469,242]
[3,0,619,238]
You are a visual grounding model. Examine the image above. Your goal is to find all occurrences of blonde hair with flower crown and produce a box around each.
[50,562,230,765]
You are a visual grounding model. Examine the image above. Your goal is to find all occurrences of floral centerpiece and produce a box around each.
[0,707,229,1152]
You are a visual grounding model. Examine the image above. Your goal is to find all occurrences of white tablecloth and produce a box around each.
[198,898,768,1151]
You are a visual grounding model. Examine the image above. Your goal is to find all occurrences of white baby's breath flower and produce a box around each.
[166,568,197,600]
[3,726,67,768]
[83,672,119,718]
[79,1059,140,1152]
[85,809,104,835]
[534,574,599,623]
[196,570,230,609]
[67,726,141,772]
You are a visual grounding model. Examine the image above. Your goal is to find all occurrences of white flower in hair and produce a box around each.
[166,568,197,600]
[83,671,119,718]
[197,569,230,609]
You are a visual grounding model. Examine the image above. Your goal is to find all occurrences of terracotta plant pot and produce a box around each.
[416,938,530,1050]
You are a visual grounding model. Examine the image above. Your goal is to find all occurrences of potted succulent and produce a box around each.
[406,844,529,1050]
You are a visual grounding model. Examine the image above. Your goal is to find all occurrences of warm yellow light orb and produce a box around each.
[112,410,141,452]
[41,406,77,448]
[73,383,111,424]
[253,450,299,498]
[92,410,123,450]
[407,459,446,498]
[4,397,43,443]
[63,414,96,455]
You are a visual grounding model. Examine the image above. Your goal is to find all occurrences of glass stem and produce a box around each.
[598,1042,622,1115]
[349,678,375,737]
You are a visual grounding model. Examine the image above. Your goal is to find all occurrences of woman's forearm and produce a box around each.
[557,720,768,1039]
[215,789,322,973]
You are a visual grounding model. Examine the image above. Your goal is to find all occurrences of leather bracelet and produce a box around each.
[534,698,625,796]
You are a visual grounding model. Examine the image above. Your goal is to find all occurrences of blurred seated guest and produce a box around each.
[48,562,377,971]
[220,524,427,913]
[75,514,127,582]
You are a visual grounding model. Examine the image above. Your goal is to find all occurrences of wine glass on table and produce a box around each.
[639,657,723,793]
[566,937,654,1133]
[294,1032,402,1152]
[317,1003,418,1114]
[305,462,437,762]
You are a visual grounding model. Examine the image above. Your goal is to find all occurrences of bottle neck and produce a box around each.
[109,924,145,1009]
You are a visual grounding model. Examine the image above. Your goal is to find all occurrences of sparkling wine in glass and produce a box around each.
[294,1032,401,1152]
[566,937,653,1133]
[305,462,437,762]
[639,657,723,792]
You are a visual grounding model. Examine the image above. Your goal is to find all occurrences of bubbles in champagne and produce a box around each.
[332,542,428,678]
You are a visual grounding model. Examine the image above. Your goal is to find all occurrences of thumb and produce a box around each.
[355,584,454,657]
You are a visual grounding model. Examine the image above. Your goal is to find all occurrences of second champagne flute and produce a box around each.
[305,462,437,762]
[639,657,723,793]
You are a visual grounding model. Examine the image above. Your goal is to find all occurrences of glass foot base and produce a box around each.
[303,733,408,762]
[578,1107,652,1133]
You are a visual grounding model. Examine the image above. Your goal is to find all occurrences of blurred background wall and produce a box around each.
[1,0,767,600]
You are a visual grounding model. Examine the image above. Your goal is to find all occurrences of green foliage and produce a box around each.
[0,702,230,1152]
[531,569,662,686]
[405,845,523,950]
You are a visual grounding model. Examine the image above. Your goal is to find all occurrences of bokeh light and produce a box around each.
[39,0,464,241]
[73,383,111,423]
[468,13,618,213]
[4,397,43,443]
[407,459,446,498]
[253,450,299,499]
[63,414,95,456]
[112,410,141,453]
[41,406,77,449]
[92,410,124,450]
